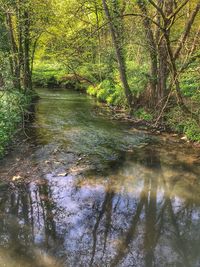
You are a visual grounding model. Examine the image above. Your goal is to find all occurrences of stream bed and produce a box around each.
[0,88,200,267]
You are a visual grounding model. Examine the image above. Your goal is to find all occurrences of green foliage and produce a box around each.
[166,107,200,142]
[106,84,126,106]
[87,80,125,106]
[126,61,148,96]
[180,64,200,99]
[0,91,31,157]
[33,62,66,87]
[96,80,115,102]
[77,63,102,83]
[87,85,98,96]
[87,81,114,102]
[184,120,200,142]
[86,61,148,107]
[134,108,153,121]
[166,107,185,133]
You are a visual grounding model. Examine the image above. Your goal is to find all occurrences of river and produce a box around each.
[0,88,200,267]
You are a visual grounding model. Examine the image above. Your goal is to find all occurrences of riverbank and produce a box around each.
[104,105,200,147]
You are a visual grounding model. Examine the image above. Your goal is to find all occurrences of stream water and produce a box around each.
[0,89,200,267]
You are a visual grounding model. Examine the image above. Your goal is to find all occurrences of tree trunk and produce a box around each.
[23,9,32,92]
[137,0,158,107]
[157,39,168,102]
[6,12,21,90]
[102,0,133,108]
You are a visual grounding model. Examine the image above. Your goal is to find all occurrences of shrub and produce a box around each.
[96,80,115,102]
[166,107,200,142]
[87,85,98,96]
[184,120,200,142]
[106,84,125,106]
[180,63,200,99]
[134,108,153,121]
[32,62,66,87]
[126,61,148,96]
[0,91,31,157]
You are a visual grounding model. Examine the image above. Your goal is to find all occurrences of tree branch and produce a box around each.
[174,2,200,61]
[168,0,189,20]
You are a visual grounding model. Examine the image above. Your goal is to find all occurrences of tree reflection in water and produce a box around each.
[0,147,200,267]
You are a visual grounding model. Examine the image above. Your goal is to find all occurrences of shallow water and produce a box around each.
[0,89,200,267]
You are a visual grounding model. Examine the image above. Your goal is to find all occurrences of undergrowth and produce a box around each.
[166,106,200,142]
[0,90,32,157]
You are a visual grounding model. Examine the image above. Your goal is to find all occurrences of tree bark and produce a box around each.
[23,9,32,92]
[102,0,133,108]
[137,0,158,107]
[6,12,21,90]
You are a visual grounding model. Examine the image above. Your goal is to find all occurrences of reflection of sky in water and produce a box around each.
[15,156,199,267]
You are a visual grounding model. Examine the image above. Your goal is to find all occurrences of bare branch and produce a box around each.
[148,0,166,20]
[174,2,200,60]
[168,0,189,20]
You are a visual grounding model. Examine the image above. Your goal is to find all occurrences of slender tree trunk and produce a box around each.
[164,32,184,105]
[23,9,32,92]
[102,0,133,108]
[157,40,168,102]
[17,0,24,89]
[137,0,158,107]
[94,0,102,82]
[30,35,41,75]
[6,12,21,90]
[0,73,4,88]
[156,0,173,105]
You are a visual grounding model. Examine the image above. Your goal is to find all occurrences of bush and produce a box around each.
[32,62,66,87]
[134,108,153,121]
[106,84,125,106]
[184,120,200,142]
[96,80,115,102]
[180,63,200,99]
[0,90,31,157]
[126,61,148,96]
[87,85,98,96]
[166,107,200,142]
[87,80,125,106]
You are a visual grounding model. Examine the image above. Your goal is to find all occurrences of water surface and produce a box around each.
[0,89,200,267]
